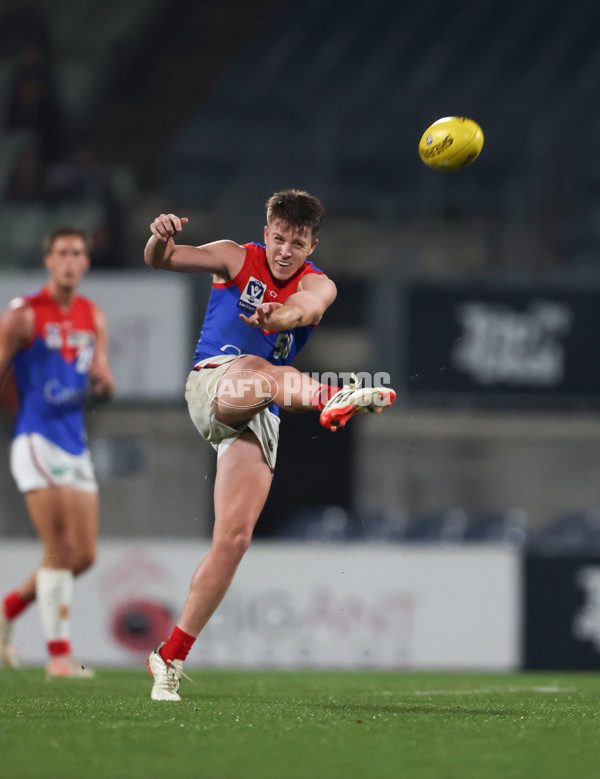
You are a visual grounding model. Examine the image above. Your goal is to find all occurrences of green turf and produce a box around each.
[1,668,599,779]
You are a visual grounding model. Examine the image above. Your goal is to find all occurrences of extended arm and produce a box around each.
[144,213,245,280]
[239,273,337,331]
[89,305,115,400]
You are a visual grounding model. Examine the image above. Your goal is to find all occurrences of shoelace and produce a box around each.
[328,374,362,405]
[166,658,193,684]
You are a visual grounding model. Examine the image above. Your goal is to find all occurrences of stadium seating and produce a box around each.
[463,508,529,546]
[528,510,600,553]
[33,0,162,122]
[4,0,600,271]
[351,509,408,542]
[403,508,468,544]
[277,505,353,541]
[165,0,600,253]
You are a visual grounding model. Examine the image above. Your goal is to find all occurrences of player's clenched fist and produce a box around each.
[150,214,189,242]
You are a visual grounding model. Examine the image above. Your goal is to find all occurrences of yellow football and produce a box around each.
[418,116,484,170]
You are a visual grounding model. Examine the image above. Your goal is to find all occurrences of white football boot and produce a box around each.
[46,655,95,678]
[148,643,192,701]
[0,611,19,669]
[320,373,396,431]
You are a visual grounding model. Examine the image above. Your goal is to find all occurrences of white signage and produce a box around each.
[0,541,521,671]
[0,272,191,399]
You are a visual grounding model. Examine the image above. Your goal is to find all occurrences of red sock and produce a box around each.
[48,639,71,657]
[3,590,32,620]
[312,384,340,411]
[160,626,196,663]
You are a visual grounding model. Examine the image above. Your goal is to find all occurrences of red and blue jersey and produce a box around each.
[12,286,97,455]
[193,243,324,367]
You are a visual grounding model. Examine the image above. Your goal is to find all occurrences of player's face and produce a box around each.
[264,220,317,281]
[45,236,90,291]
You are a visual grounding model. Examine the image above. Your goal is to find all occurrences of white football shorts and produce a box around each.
[10,433,98,493]
[185,354,280,471]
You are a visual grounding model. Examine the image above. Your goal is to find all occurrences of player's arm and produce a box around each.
[144,213,245,280]
[0,301,33,418]
[89,305,115,400]
[240,273,337,331]
[0,300,33,389]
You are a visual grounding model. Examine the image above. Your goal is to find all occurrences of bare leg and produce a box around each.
[213,355,326,428]
[13,486,99,601]
[26,485,99,569]
[66,489,99,575]
[177,430,272,636]
[148,436,270,701]
[0,485,100,673]
[170,357,324,633]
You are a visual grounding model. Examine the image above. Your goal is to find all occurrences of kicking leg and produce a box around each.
[212,355,394,430]
[211,355,330,428]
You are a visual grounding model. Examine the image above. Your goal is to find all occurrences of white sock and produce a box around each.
[36,567,74,643]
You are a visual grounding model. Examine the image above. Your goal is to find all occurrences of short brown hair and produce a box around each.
[265,189,325,238]
[43,227,91,255]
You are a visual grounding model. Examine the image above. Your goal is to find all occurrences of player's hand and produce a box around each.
[89,369,114,401]
[239,302,283,329]
[150,214,189,242]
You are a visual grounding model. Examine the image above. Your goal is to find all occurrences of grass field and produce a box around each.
[1,667,599,779]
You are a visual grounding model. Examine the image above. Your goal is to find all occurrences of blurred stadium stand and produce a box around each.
[161,0,600,274]
[0,0,159,266]
[463,508,529,546]
[3,0,600,270]
[528,510,600,554]
[403,508,468,544]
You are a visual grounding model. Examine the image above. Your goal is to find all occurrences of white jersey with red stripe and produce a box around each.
[193,242,323,367]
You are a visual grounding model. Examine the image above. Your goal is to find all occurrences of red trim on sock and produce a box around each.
[48,639,71,658]
[312,384,340,411]
[3,591,32,620]
[160,626,195,663]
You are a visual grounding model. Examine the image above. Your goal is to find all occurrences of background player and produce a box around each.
[144,189,395,700]
[0,227,114,677]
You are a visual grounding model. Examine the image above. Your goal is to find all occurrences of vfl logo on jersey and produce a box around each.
[43,323,94,370]
[44,324,63,349]
[237,276,267,315]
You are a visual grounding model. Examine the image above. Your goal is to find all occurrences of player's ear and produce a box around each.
[308,238,318,256]
[264,224,269,243]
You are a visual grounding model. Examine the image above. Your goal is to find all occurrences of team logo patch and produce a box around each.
[237,276,267,314]
[44,324,63,349]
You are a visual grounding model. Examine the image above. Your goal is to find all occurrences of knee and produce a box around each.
[213,530,253,567]
[47,537,77,569]
[72,549,97,576]
[237,354,270,374]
